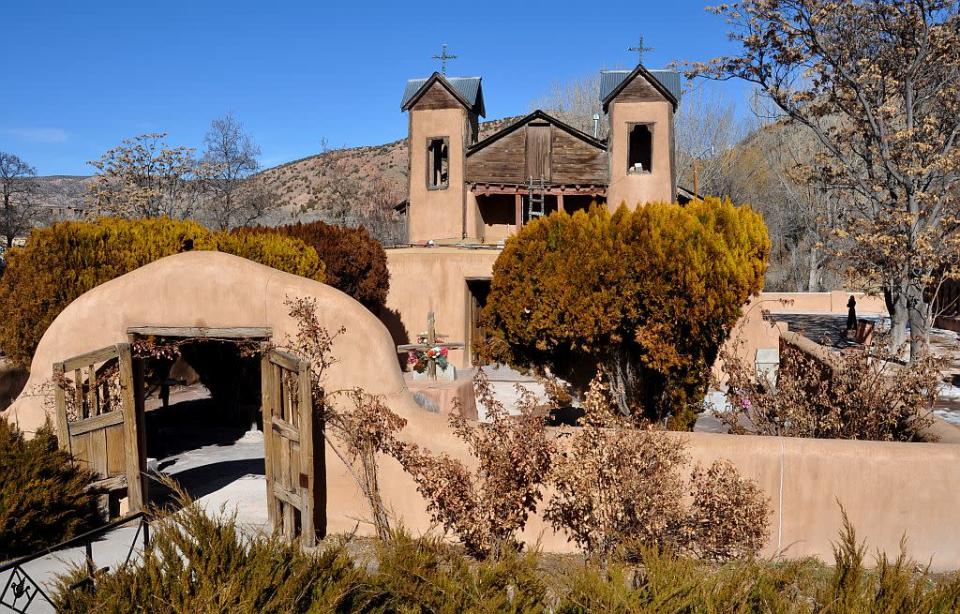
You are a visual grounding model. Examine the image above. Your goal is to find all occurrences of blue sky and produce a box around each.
[1,1,750,175]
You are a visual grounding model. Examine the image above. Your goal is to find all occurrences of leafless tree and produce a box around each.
[693,0,960,359]
[200,114,277,229]
[673,84,746,196]
[0,152,44,250]
[530,74,606,138]
[87,133,200,219]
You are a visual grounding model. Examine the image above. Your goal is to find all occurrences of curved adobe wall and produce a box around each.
[2,251,422,433]
[4,251,960,570]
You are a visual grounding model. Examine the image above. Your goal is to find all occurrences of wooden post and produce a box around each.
[260,345,278,531]
[118,343,145,513]
[426,312,437,380]
[297,359,318,547]
[515,193,523,229]
[87,364,98,416]
[53,362,70,452]
[557,192,565,213]
[74,368,84,418]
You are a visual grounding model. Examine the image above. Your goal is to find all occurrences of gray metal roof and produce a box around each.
[599,69,682,104]
[401,75,485,116]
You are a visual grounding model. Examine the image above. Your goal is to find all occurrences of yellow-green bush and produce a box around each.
[0,217,324,366]
[481,199,769,429]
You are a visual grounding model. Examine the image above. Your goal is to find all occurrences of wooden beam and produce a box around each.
[261,346,278,531]
[558,193,565,213]
[53,362,70,453]
[127,326,272,340]
[268,350,302,372]
[471,183,607,197]
[271,416,301,443]
[515,193,523,228]
[62,346,120,372]
[68,411,123,436]
[118,343,145,513]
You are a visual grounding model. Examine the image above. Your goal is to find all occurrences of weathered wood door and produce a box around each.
[261,348,325,547]
[53,343,146,517]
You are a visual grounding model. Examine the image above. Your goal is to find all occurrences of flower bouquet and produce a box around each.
[407,337,450,374]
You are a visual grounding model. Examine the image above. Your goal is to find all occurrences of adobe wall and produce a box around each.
[3,251,424,436]
[761,291,887,314]
[606,100,675,209]
[4,252,958,570]
[382,247,500,370]
[408,107,468,244]
[351,420,960,571]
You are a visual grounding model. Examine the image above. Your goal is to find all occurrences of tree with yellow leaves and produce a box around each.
[480,199,768,428]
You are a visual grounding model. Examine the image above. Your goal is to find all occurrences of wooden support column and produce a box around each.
[515,193,523,229]
[118,343,146,513]
[557,193,565,213]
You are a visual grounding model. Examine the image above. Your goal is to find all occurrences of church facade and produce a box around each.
[383,64,683,368]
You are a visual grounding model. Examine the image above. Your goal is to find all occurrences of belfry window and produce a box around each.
[427,137,449,189]
[627,124,653,173]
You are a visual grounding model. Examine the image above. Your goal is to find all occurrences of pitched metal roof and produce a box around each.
[401,74,485,116]
[599,69,682,104]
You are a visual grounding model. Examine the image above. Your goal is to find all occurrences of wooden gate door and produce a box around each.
[261,348,325,547]
[53,343,146,517]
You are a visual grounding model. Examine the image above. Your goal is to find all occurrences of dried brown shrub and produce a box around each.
[681,460,770,562]
[391,369,553,559]
[285,296,406,539]
[719,338,939,441]
[544,374,687,564]
[545,374,770,564]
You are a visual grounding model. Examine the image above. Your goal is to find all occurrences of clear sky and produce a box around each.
[2,0,750,175]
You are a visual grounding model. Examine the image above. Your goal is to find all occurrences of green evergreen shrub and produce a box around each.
[54,492,361,613]
[0,419,99,560]
[0,217,325,367]
[238,220,389,311]
[480,199,769,428]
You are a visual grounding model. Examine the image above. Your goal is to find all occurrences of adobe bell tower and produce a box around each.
[401,72,484,244]
[601,64,678,209]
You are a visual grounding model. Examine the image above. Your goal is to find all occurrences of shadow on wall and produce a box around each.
[378,307,410,370]
[0,359,28,412]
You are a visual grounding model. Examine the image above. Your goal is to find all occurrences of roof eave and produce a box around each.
[401,72,481,114]
[466,109,606,156]
[600,65,679,113]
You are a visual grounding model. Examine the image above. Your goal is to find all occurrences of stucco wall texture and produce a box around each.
[5,252,960,570]
[606,100,675,208]
[383,247,500,369]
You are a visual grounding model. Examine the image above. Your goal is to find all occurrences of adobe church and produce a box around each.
[384,63,684,369]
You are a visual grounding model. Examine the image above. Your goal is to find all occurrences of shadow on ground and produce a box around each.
[148,458,265,508]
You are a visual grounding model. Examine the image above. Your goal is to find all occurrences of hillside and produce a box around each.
[255,116,520,218]
[30,117,522,223]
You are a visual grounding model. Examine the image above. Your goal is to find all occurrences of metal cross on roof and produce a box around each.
[628,35,655,64]
[432,44,458,75]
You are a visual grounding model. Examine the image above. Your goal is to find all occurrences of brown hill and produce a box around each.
[255,116,521,220]
[30,116,522,225]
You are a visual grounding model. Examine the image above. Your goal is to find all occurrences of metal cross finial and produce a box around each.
[628,35,654,64]
[432,43,458,75]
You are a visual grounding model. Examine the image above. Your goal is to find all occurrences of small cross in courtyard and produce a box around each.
[432,44,458,75]
[628,35,654,64]
[397,311,464,380]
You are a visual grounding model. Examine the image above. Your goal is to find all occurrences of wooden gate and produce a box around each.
[261,348,325,546]
[53,343,146,517]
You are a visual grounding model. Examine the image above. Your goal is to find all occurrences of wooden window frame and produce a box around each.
[426,136,450,190]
